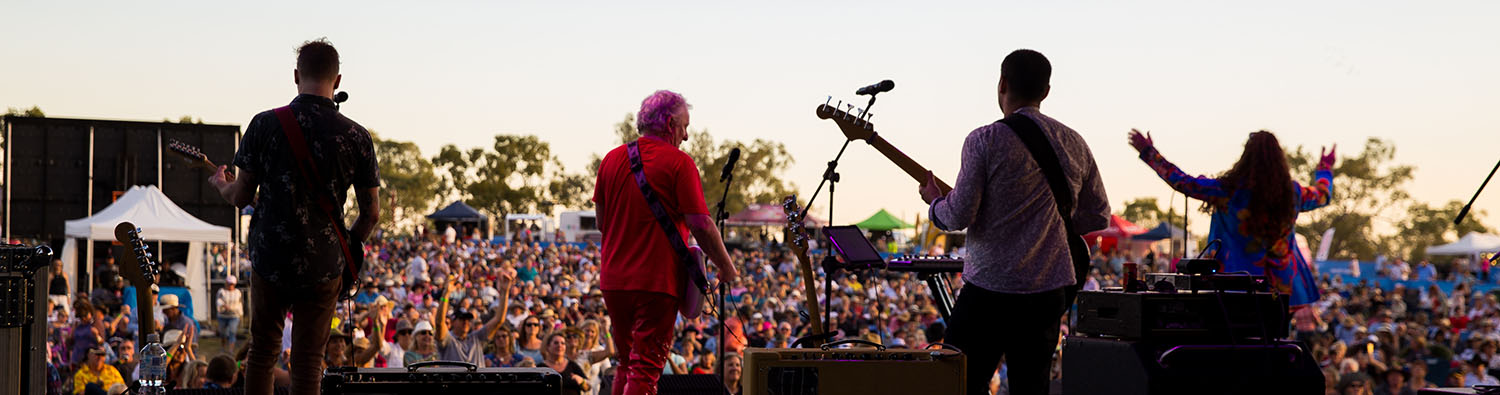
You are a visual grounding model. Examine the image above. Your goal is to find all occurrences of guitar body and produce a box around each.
[678,245,709,319]
[339,229,365,301]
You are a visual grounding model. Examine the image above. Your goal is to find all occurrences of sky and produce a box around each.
[3,1,1498,241]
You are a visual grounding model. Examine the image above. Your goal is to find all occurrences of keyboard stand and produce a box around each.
[920,272,957,321]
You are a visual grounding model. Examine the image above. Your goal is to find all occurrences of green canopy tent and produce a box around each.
[855,209,913,231]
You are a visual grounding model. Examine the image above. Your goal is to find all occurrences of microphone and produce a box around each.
[855,80,894,96]
[334,91,349,103]
[720,148,741,182]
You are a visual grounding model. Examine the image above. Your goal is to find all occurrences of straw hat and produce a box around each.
[159,294,181,310]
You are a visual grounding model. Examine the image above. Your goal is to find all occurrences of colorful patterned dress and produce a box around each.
[1138,147,1334,306]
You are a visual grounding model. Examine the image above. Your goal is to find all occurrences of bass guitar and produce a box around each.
[114,221,160,345]
[815,101,1092,308]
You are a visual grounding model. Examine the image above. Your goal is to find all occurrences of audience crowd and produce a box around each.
[44,226,1500,395]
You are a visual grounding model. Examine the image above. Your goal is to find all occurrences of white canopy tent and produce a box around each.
[1426,232,1500,257]
[62,185,231,321]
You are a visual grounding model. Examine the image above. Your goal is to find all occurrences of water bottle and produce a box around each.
[139,333,167,395]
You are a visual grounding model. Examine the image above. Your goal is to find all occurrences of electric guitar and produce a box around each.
[114,221,159,345]
[168,138,365,300]
[781,196,825,344]
[679,245,709,319]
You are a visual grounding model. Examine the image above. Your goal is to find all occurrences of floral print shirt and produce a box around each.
[233,94,380,290]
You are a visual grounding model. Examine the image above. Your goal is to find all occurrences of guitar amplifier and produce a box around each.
[743,346,965,395]
[1075,290,1288,341]
[321,364,561,395]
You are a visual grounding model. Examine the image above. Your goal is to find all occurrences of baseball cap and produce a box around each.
[225,275,237,285]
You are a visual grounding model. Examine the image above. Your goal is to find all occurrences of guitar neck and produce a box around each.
[795,253,824,336]
[867,135,952,194]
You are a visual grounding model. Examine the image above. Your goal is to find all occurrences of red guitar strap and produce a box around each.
[272,106,359,288]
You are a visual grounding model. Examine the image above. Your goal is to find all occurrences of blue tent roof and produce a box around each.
[427,201,486,222]
[1134,222,1184,241]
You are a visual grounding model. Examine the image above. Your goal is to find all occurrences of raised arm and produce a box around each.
[434,278,454,344]
[1129,130,1227,202]
[1299,145,1336,212]
[353,312,384,366]
[482,273,514,340]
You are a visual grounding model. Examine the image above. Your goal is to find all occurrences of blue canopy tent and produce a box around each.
[1134,222,1185,241]
[427,201,489,241]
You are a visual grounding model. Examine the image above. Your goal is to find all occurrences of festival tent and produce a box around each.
[428,201,489,240]
[1425,232,1500,256]
[1086,215,1147,239]
[62,185,231,321]
[726,203,825,227]
[854,209,913,231]
[1134,222,1185,241]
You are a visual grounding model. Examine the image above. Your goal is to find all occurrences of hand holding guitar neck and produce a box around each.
[167,139,234,182]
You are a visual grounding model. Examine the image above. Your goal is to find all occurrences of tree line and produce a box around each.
[372,114,797,234]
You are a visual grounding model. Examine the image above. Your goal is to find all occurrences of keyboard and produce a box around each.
[885,255,964,273]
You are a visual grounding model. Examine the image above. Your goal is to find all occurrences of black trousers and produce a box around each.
[946,284,1066,395]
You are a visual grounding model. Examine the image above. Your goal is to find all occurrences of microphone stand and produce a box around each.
[795,91,882,338]
[1457,158,1500,226]
[714,169,733,382]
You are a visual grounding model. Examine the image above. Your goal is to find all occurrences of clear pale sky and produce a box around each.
[4,1,1498,239]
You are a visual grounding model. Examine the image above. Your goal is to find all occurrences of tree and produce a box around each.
[1118,197,1183,230]
[596,113,799,215]
[163,115,203,124]
[4,106,44,117]
[1289,138,1415,260]
[432,134,579,219]
[1391,200,1489,261]
[372,132,440,234]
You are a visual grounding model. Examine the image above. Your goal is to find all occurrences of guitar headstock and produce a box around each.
[782,195,811,257]
[815,98,876,141]
[166,139,215,170]
[113,222,158,286]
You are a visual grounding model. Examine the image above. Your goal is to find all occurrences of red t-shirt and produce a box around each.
[593,137,707,298]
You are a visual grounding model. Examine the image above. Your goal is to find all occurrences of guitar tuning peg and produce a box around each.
[826,96,832,106]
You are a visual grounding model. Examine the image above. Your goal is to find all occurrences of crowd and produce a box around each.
[48,223,1500,395]
[41,228,962,395]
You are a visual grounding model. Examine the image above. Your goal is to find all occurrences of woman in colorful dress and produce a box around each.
[1128,129,1335,307]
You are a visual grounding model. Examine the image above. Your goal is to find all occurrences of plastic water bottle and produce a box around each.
[139,333,167,395]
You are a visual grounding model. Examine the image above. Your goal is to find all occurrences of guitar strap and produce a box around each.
[624,140,709,294]
[999,112,1092,307]
[272,106,360,296]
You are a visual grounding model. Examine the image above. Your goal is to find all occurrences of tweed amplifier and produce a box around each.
[321,363,561,395]
[743,341,965,395]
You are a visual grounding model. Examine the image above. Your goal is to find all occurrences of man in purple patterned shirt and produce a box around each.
[919,49,1110,395]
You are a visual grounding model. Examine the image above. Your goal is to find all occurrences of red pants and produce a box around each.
[604,290,678,395]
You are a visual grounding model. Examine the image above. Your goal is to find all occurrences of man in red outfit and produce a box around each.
[593,90,738,395]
